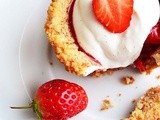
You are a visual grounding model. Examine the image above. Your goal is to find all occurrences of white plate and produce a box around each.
[19,0,160,120]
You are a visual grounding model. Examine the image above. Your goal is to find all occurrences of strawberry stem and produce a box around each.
[10,100,42,120]
[10,106,32,109]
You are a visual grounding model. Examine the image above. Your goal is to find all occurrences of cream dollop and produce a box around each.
[73,0,160,76]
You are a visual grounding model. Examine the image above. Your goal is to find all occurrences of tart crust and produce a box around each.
[125,86,160,120]
[45,0,101,76]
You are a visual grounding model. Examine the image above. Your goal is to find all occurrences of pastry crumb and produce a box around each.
[132,99,136,104]
[121,76,135,85]
[157,75,160,80]
[100,99,112,111]
[118,93,122,97]
[49,61,53,65]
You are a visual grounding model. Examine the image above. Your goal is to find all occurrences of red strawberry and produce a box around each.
[11,79,88,120]
[145,20,160,44]
[92,0,134,33]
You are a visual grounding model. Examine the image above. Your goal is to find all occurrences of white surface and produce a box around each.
[0,0,160,120]
[0,0,45,120]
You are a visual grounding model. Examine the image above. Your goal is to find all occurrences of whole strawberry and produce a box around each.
[11,79,88,120]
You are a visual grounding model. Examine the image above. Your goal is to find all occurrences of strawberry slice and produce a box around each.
[92,0,134,33]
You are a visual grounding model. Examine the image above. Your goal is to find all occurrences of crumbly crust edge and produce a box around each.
[44,0,100,76]
[125,86,160,120]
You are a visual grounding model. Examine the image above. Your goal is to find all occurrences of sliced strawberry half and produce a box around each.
[92,0,134,33]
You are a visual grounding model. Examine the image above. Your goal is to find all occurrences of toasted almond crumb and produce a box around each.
[50,61,53,65]
[100,99,112,111]
[118,93,122,97]
[132,99,136,104]
[157,75,160,80]
[121,76,135,85]
[152,49,160,66]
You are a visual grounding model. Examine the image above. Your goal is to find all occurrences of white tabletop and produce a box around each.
[0,0,40,119]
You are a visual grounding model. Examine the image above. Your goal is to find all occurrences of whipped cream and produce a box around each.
[73,0,160,76]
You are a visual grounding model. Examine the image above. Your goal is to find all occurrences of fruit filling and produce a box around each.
[68,0,160,74]
[134,20,160,73]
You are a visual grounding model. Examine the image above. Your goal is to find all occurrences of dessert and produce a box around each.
[125,86,160,120]
[45,0,160,76]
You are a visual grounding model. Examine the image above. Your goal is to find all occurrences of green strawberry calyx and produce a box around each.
[11,100,42,120]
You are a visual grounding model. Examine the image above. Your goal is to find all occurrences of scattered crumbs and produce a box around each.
[121,76,135,85]
[100,99,113,111]
[132,99,136,104]
[157,75,160,80]
[49,61,53,65]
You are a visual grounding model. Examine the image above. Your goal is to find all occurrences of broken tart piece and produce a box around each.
[125,86,160,120]
[45,0,160,76]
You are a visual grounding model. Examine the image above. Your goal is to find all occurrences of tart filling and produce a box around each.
[72,0,160,73]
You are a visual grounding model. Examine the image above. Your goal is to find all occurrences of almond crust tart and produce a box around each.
[125,85,160,120]
[45,0,160,77]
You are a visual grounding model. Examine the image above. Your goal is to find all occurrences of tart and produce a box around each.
[45,0,160,76]
[125,86,160,120]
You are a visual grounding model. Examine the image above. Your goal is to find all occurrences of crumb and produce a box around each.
[100,99,112,111]
[118,93,122,97]
[157,75,160,80]
[121,76,135,85]
[49,61,53,65]
[132,99,136,104]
